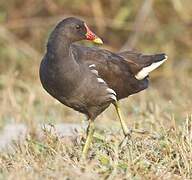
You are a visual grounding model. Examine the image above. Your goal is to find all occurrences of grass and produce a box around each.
[0,114,192,179]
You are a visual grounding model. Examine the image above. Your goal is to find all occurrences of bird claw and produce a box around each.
[119,128,150,148]
[119,128,133,148]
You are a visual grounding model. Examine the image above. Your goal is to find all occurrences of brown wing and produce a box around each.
[71,44,149,99]
[118,51,167,74]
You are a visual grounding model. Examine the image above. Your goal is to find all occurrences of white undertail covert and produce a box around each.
[135,55,168,80]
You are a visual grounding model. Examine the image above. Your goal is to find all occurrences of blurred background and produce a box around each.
[0,0,192,130]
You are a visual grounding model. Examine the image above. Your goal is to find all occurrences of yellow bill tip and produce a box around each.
[93,37,103,44]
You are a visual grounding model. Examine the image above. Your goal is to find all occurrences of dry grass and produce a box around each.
[0,108,192,179]
[0,0,192,179]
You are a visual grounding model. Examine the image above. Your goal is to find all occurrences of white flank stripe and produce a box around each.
[91,69,98,76]
[97,78,106,84]
[135,57,167,80]
[106,88,117,95]
[109,94,117,101]
[89,64,96,68]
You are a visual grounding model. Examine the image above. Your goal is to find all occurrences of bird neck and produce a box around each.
[47,33,72,59]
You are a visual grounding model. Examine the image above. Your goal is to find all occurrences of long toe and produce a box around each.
[119,129,133,148]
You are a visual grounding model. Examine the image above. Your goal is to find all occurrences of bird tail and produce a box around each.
[118,51,167,80]
[135,54,167,80]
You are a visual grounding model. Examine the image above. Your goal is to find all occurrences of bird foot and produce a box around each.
[131,128,149,135]
[119,128,132,148]
[119,128,150,148]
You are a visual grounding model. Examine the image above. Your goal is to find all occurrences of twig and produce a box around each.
[3,15,133,31]
[120,0,154,51]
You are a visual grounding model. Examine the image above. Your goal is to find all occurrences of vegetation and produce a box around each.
[0,0,192,179]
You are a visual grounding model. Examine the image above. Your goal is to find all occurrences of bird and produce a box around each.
[39,17,167,157]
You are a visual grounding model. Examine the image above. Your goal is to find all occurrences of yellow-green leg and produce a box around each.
[82,119,95,158]
[114,101,131,137]
[114,101,150,148]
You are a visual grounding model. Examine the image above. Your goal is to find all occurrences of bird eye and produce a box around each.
[76,25,81,29]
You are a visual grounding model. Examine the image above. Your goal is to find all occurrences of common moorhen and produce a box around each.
[40,17,167,157]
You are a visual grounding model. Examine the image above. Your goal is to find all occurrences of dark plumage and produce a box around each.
[39,17,167,156]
